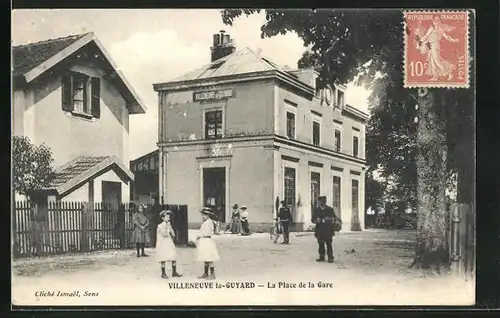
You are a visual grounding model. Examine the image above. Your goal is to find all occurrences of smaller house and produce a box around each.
[12,32,147,207]
[130,150,159,205]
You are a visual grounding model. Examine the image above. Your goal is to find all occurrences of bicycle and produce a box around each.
[269,218,282,244]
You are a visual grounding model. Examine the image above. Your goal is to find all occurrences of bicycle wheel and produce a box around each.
[273,232,280,244]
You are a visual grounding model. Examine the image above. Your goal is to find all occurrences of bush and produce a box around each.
[12,136,55,198]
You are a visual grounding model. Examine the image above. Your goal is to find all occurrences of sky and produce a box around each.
[12,9,371,160]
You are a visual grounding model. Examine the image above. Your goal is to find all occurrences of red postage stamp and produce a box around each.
[404,10,470,88]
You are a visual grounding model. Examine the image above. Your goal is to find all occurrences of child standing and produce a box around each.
[156,210,182,279]
[196,207,220,279]
[131,204,151,257]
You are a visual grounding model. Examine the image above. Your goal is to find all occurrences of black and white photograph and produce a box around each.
[11,8,475,306]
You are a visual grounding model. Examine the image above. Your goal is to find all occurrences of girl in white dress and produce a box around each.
[156,210,182,279]
[196,207,220,279]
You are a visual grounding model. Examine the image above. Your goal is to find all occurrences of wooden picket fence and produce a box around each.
[12,201,188,258]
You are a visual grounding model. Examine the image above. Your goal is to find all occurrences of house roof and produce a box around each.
[130,149,159,165]
[12,32,147,114]
[13,33,88,77]
[153,46,369,121]
[153,47,315,95]
[171,47,285,82]
[46,155,134,197]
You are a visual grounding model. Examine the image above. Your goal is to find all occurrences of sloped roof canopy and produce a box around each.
[12,32,146,114]
[44,155,134,198]
[153,47,369,120]
[153,47,316,96]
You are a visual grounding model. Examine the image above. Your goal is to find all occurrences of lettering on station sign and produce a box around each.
[193,89,234,102]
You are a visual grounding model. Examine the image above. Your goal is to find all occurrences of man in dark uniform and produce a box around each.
[311,196,337,263]
[278,200,293,244]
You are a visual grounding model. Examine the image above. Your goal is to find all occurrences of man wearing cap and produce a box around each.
[278,200,293,244]
[311,196,336,263]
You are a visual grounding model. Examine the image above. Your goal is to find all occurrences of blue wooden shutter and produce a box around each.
[91,77,101,118]
[61,72,73,112]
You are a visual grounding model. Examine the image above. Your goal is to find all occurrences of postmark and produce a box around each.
[404,10,470,88]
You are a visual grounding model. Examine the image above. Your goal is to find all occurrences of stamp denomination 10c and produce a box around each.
[404,10,470,88]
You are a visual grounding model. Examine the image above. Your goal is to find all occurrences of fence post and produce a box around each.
[464,204,475,281]
[81,203,89,252]
[118,204,125,249]
[450,203,474,280]
[450,203,462,276]
[177,205,188,246]
[12,192,17,257]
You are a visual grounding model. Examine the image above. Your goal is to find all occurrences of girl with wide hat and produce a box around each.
[196,207,220,279]
[130,204,151,257]
[156,210,182,279]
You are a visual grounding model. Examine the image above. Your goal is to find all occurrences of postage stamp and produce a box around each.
[404,10,470,88]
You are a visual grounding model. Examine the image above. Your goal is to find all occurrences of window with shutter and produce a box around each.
[91,77,101,118]
[61,73,74,112]
[61,71,100,119]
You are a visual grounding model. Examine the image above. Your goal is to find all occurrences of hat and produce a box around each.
[159,210,173,218]
[201,207,216,217]
[240,205,247,210]
[318,196,327,202]
[232,204,239,210]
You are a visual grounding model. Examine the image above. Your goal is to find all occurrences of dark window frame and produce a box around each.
[286,111,296,139]
[204,109,223,139]
[334,129,341,152]
[337,90,345,108]
[353,136,359,158]
[284,167,296,208]
[312,121,320,146]
[332,175,341,214]
[352,179,359,213]
[310,171,321,208]
[72,73,90,115]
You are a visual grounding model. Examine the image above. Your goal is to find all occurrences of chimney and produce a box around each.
[290,68,319,90]
[210,30,236,62]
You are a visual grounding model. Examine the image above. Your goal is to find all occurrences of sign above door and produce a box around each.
[193,89,234,102]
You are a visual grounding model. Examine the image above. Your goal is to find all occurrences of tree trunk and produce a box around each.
[413,89,448,270]
[457,99,474,206]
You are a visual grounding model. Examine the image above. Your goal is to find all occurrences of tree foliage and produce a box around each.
[221,9,474,205]
[222,9,401,86]
[221,9,475,270]
[12,136,55,199]
[365,171,386,212]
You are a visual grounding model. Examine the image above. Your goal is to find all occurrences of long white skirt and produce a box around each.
[155,236,177,262]
[196,238,220,262]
